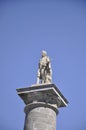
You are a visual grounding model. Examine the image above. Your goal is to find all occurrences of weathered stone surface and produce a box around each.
[24,107,56,130]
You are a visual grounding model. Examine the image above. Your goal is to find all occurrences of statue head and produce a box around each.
[42,50,47,57]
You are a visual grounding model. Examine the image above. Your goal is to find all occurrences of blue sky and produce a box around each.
[0,0,86,130]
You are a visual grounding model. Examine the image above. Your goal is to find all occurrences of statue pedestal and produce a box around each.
[16,83,68,130]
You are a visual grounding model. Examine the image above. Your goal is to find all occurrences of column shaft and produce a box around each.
[24,107,56,130]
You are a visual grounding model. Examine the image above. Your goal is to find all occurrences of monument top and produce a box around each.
[16,51,69,130]
[16,51,68,110]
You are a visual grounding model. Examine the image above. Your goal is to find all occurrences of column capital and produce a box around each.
[16,83,68,109]
[24,101,59,114]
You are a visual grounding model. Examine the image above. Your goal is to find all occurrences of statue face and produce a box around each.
[42,51,47,57]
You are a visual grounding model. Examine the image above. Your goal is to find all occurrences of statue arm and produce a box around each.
[49,62,52,75]
[47,57,52,69]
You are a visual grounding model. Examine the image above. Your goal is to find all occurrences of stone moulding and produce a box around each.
[16,83,68,109]
[24,102,59,114]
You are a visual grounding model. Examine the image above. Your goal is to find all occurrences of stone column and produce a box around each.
[24,104,58,130]
[16,84,68,130]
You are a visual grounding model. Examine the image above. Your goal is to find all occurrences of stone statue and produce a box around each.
[37,50,52,84]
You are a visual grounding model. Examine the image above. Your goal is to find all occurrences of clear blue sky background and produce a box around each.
[0,0,86,130]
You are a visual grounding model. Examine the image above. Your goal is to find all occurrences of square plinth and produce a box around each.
[16,84,68,107]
